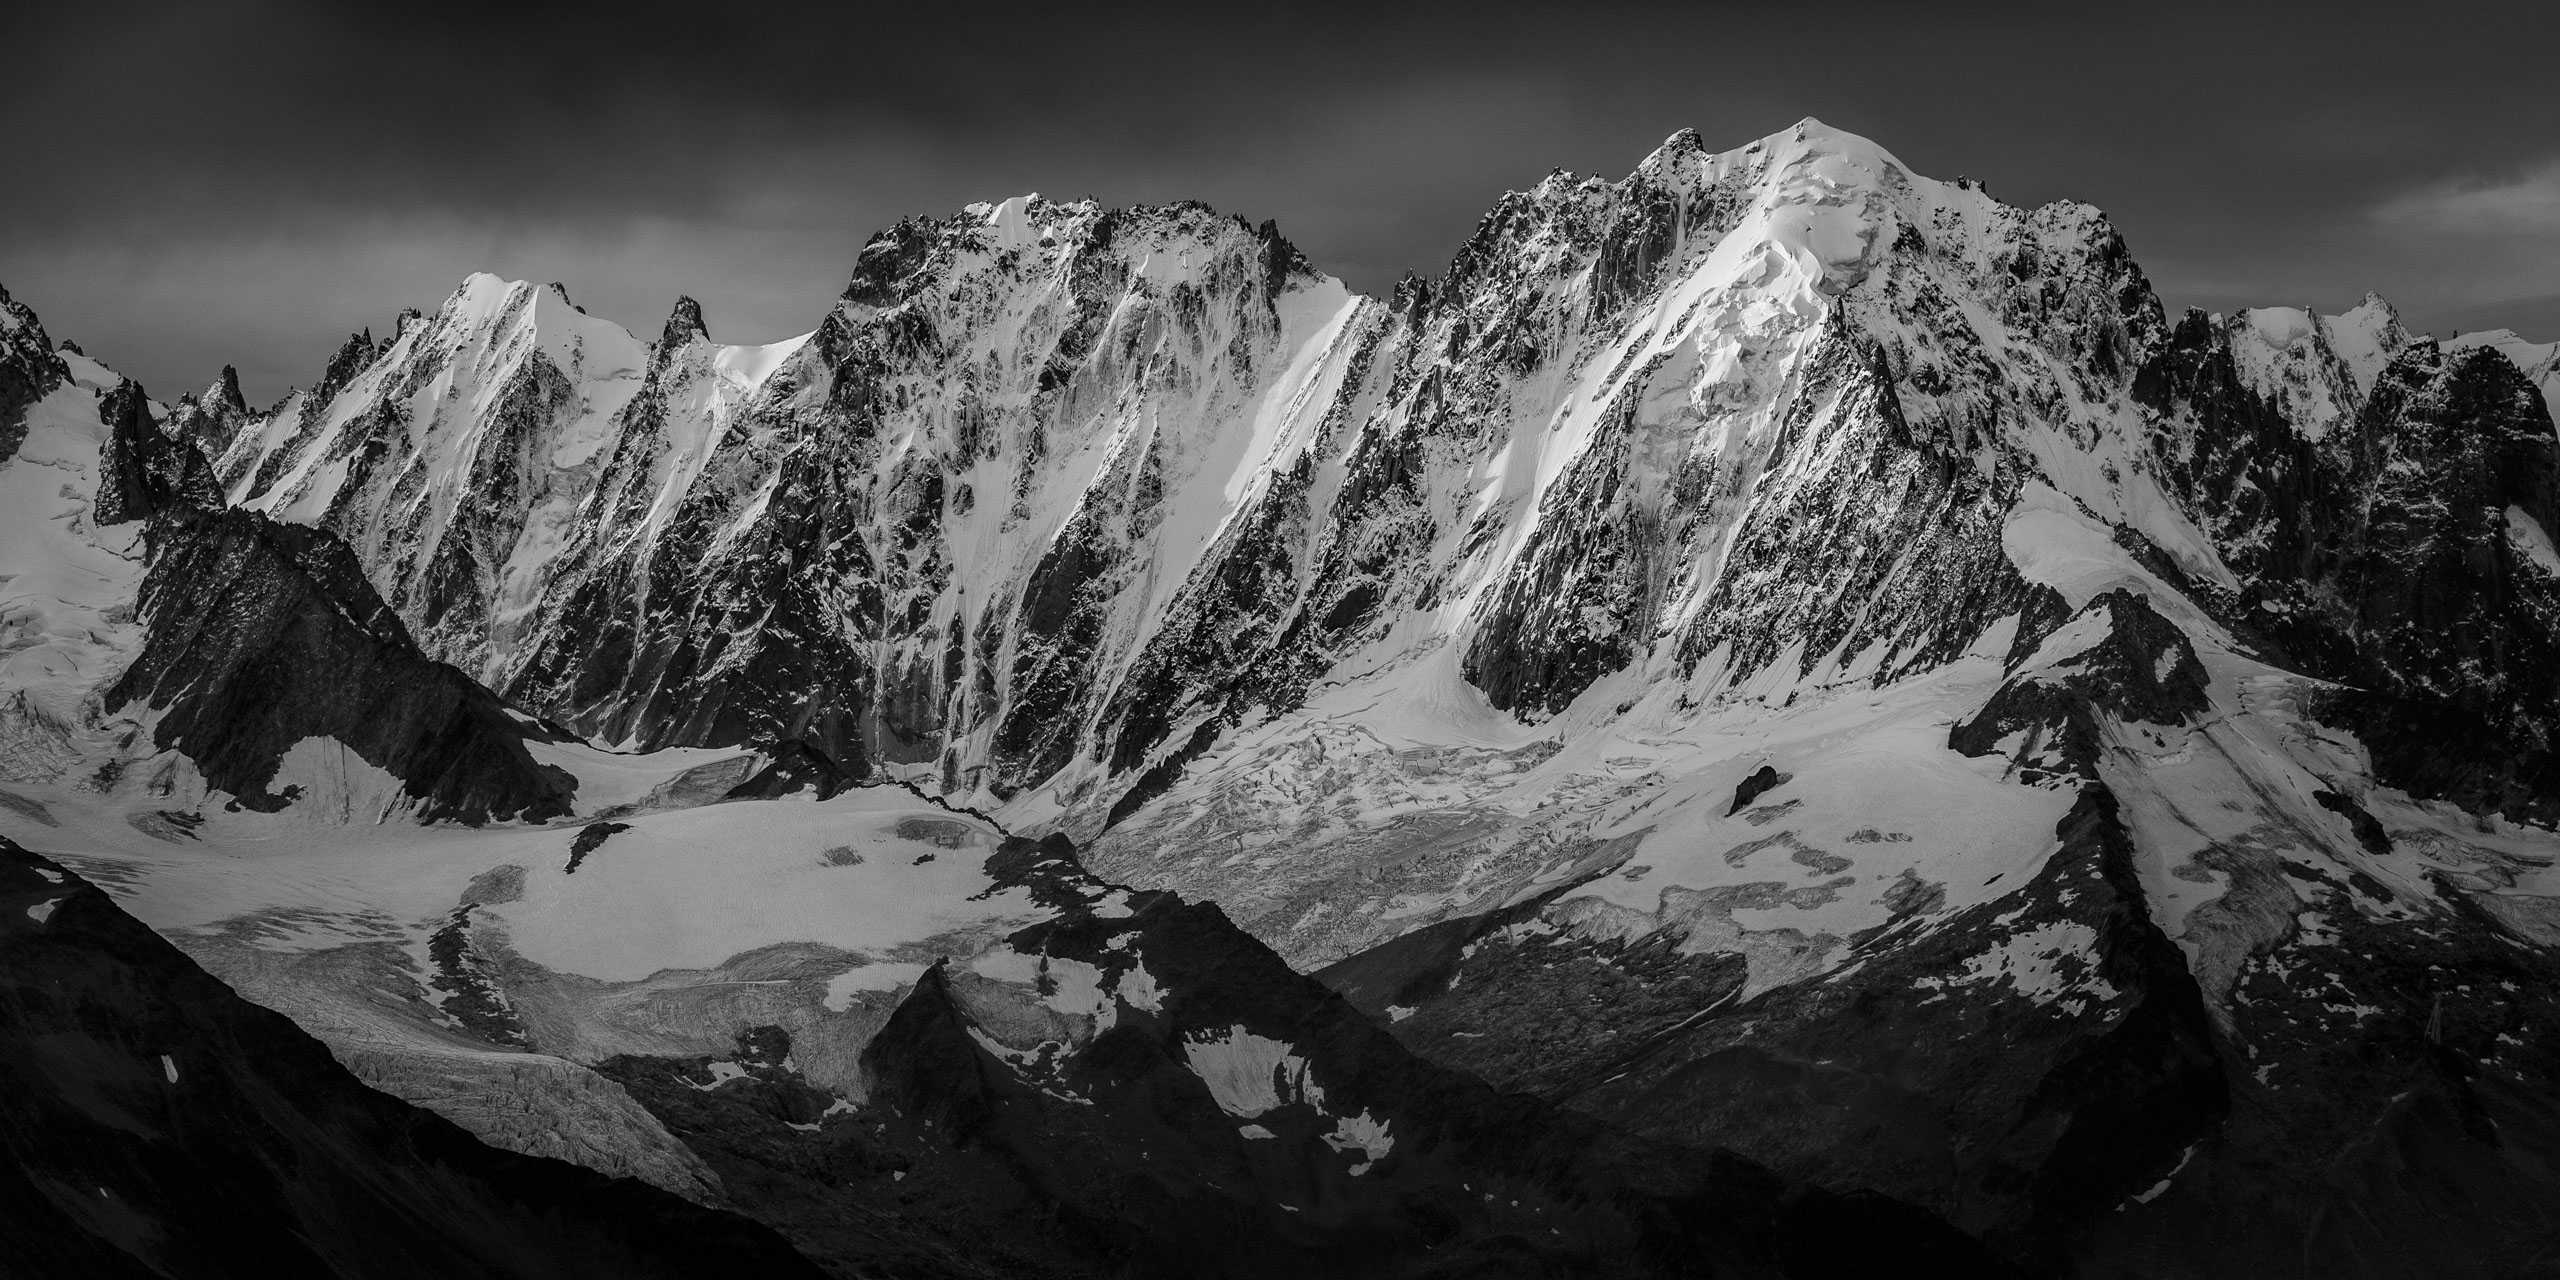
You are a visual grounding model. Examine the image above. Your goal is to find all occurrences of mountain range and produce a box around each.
[1,118,2554,1277]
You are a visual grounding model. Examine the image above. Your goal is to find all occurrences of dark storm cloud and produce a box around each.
[5,0,2553,401]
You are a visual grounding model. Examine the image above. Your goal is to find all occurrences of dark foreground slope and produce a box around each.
[591,831,2014,1280]
[1324,586,2560,1278]
[0,837,825,1280]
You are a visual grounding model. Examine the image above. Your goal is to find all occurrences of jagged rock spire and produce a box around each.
[94,379,218,525]
[315,329,377,402]
[212,365,247,416]
[662,295,709,348]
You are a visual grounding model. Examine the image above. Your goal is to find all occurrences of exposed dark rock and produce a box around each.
[317,329,382,401]
[841,218,945,308]
[1553,787,2227,1273]
[2310,790,2392,858]
[564,820,631,874]
[991,507,1121,789]
[92,382,218,526]
[2292,344,2560,821]
[0,838,826,1280]
[1951,589,2211,782]
[2142,327,2560,821]
[2090,840,2560,1279]
[661,295,709,349]
[724,740,854,801]
[2134,309,2329,585]
[105,505,575,824]
[163,366,253,455]
[0,282,69,467]
[1669,329,2037,700]
[1462,389,1653,715]
[1728,764,1792,815]
[425,905,527,1048]
[506,312,880,777]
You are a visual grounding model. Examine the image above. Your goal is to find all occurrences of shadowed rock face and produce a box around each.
[106,504,577,824]
[0,838,827,1280]
[1951,589,2213,783]
[2142,329,2560,821]
[2298,344,2560,820]
[1324,787,2226,1273]
[94,382,220,526]
[86,380,574,824]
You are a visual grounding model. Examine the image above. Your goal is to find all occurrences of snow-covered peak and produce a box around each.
[2223,295,2415,439]
[707,328,812,389]
[59,349,123,395]
[1578,119,1914,210]
[968,193,1050,250]
[2322,292,2410,390]
[1746,115,1909,173]
[416,272,648,389]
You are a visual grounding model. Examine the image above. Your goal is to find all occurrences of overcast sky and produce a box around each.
[5,0,2554,403]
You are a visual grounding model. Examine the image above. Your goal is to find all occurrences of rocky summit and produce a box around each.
[1,118,2555,1278]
